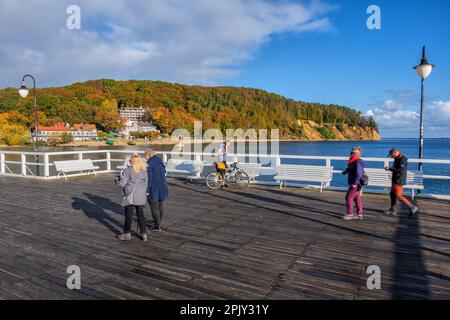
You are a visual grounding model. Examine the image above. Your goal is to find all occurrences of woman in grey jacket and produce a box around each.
[116,155,148,241]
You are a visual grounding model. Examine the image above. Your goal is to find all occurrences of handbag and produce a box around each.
[360,172,369,186]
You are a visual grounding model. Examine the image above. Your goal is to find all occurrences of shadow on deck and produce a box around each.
[0,174,449,300]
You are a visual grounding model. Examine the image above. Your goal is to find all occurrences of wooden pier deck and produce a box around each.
[0,174,449,300]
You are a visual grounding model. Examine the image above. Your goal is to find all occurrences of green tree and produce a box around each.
[61,133,74,144]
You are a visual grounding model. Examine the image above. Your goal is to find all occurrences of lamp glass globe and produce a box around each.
[415,64,433,79]
[18,88,30,98]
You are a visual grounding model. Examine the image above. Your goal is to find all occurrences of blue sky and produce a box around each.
[227,0,450,104]
[223,0,450,137]
[0,0,449,137]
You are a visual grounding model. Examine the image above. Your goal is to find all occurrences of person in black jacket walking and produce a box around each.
[384,149,419,217]
[145,149,169,231]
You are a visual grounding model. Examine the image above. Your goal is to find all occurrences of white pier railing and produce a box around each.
[1,149,450,200]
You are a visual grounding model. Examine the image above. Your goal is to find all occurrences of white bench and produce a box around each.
[275,164,334,192]
[364,168,424,199]
[238,163,262,183]
[54,159,100,179]
[117,156,131,173]
[166,159,204,180]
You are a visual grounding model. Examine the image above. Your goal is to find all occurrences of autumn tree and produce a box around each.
[95,99,123,132]
[0,79,379,140]
[149,107,176,134]
[0,124,30,145]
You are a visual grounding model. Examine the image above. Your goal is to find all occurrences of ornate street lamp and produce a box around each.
[413,46,435,172]
[18,74,40,176]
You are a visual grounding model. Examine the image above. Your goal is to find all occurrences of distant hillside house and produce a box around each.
[35,124,98,142]
[119,107,146,122]
[123,120,159,137]
[119,107,159,137]
[72,124,98,141]
[36,126,70,141]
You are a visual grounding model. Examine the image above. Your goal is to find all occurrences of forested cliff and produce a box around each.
[0,79,380,144]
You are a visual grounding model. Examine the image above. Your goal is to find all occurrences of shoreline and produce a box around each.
[0,137,382,149]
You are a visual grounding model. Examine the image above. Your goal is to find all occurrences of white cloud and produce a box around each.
[366,99,450,137]
[366,107,419,129]
[0,0,335,87]
[428,101,450,128]
[382,99,404,111]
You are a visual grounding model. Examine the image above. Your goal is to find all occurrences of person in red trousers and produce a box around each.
[342,147,365,220]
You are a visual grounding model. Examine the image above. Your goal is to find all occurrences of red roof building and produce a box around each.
[34,125,98,142]
[37,126,71,132]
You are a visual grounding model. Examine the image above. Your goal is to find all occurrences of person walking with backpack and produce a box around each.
[116,154,148,241]
[384,149,419,217]
[145,149,169,232]
[342,146,365,220]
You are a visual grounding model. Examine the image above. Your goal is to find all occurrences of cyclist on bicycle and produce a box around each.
[214,139,231,188]
[218,139,228,164]
[216,139,229,177]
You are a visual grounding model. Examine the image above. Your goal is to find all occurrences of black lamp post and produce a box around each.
[413,46,435,172]
[18,74,40,176]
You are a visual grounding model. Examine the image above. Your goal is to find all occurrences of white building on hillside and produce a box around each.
[119,107,159,138]
[119,107,146,122]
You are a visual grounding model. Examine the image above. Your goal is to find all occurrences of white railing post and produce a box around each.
[163,153,168,163]
[326,158,332,188]
[0,153,5,174]
[106,151,111,171]
[44,153,50,177]
[78,152,83,160]
[384,159,391,192]
[21,154,27,176]
[275,156,281,170]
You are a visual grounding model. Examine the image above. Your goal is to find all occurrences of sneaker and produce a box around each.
[117,233,131,241]
[343,215,356,220]
[150,227,162,232]
[141,233,148,242]
[409,206,419,217]
[357,215,363,220]
[384,208,397,216]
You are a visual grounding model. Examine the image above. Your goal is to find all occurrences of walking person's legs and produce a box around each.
[118,205,133,240]
[385,185,399,216]
[150,201,162,231]
[392,184,419,216]
[390,189,397,208]
[135,205,147,241]
[344,186,357,220]
[386,184,418,216]
[159,201,164,224]
[354,185,363,219]
[393,184,413,207]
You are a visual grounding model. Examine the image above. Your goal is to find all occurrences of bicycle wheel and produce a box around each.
[234,171,250,189]
[206,172,224,189]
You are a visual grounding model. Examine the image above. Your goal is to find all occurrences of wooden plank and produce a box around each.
[0,174,449,299]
